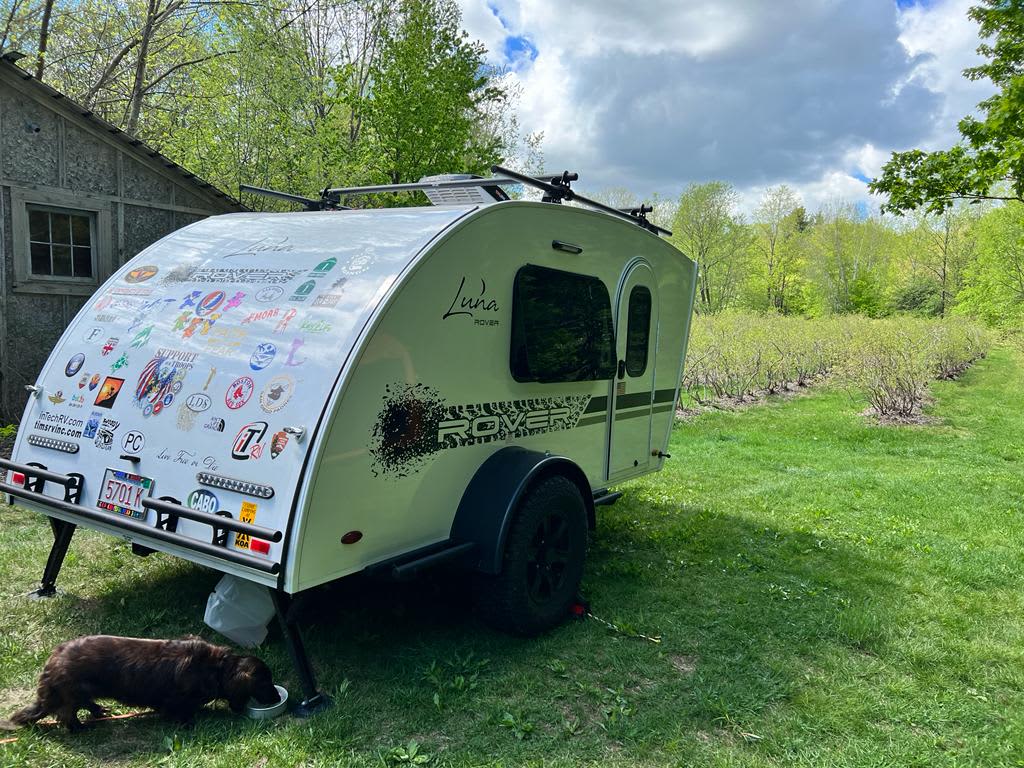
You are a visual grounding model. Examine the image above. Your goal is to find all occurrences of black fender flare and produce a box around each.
[450,446,595,575]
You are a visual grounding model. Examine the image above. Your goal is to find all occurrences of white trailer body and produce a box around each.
[2,185,697,711]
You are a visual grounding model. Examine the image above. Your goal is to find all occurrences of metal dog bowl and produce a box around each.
[245,684,288,720]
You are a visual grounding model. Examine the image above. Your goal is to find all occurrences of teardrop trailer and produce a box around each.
[1,167,698,714]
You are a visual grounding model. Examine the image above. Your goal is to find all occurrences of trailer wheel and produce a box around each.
[476,475,587,636]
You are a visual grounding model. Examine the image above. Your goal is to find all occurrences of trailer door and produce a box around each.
[608,262,657,478]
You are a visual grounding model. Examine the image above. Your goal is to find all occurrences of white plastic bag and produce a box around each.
[203,574,275,648]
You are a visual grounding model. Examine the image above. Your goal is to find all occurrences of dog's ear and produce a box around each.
[223,656,279,711]
[221,656,255,713]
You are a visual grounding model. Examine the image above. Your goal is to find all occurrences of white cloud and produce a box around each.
[458,0,511,65]
[457,0,995,214]
[897,0,994,148]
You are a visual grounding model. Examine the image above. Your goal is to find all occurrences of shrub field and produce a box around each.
[682,312,991,419]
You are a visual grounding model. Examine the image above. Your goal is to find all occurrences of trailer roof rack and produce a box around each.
[240,166,672,237]
[239,184,350,212]
[488,166,672,237]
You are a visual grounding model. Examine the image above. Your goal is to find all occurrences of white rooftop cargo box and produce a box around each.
[2,168,697,713]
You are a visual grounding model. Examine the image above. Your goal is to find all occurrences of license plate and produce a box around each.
[97,468,154,520]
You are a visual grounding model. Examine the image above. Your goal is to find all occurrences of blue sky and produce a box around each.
[457,0,994,214]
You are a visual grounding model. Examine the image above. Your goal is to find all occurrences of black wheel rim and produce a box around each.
[526,510,572,604]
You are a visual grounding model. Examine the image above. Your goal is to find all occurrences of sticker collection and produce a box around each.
[20,249,358,552]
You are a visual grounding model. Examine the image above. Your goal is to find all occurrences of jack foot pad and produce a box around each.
[291,693,333,718]
[27,586,59,600]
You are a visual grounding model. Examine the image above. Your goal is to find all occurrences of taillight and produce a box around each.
[11,472,26,486]
[250,539,270,555]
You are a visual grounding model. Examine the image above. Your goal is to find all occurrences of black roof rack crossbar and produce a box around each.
[326,177,517,196]
[490,165,671,236]
[239,184,348,212]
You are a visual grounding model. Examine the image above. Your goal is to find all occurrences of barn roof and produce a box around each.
[0,53,244,211]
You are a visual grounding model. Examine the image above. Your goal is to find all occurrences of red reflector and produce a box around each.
[340,530,363,545]
[250,539,270,555]
[11,472,26,486]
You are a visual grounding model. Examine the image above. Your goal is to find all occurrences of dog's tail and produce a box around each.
[9,700,47,727]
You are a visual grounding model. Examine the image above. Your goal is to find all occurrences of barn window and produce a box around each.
[27,205,95,279]
[510,264,616,383]
[624,286,652,376]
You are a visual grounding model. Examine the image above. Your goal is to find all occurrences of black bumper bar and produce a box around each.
[142,497,282,542]
[1,460,280,575]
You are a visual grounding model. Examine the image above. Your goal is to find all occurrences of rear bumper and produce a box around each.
[1,458,282,578]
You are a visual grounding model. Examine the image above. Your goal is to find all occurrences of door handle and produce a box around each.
[617,360,626,379]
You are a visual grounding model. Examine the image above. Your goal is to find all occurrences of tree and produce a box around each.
[361,0,508,185]
[33,0,52,78]
[906,206,980,315]
[31,0,226,137]
[0,0,42,56]
[590,187,641,211]
[870,0,1024,213]
[752,185,802,312]
[807,202,890,315]
[670,182,751,313]
[956,203,1024,326]
[158,3,328,199]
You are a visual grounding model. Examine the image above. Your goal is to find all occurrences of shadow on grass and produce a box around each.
[18,495,901,761]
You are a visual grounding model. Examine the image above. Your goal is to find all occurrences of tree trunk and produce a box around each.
[35,0,54,79]
[126,0,159,136]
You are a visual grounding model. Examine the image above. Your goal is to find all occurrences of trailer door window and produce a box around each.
[511,264,616,383]
[624,286,651,376]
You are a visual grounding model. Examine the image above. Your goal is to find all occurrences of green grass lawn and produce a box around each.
[3,348,1024,767]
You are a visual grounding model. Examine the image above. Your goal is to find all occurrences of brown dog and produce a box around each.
[10,635,280,730]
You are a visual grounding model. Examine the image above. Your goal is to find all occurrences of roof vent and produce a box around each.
[418,174,509,205]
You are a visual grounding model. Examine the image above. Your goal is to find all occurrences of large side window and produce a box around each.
[624,285,651,376]
[27,205,96,279]
[511,264,616,383]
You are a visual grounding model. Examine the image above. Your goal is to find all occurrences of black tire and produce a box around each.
[475,475,587,636]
